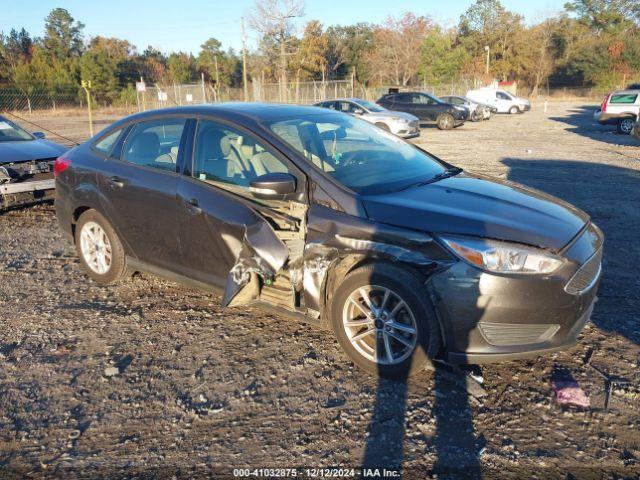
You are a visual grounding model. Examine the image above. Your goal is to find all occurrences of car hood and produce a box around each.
[361,171,589,251]
[0,139,67,165]
[367,110,418,122]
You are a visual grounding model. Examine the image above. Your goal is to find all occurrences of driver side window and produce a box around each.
[193,120,290,189]
[496,92,510,100]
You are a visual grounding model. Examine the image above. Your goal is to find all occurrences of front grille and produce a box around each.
[565,248,602,294]
[479,323,560,346]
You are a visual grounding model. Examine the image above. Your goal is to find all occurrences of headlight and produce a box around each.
[394,117,409,124]
[439,235,564,274]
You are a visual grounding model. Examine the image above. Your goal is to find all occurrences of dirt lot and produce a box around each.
[1,103,639,479]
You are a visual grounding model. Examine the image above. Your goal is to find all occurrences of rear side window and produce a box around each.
[94,128,123,155]
[610,94,638,104]
[122,118,186,171]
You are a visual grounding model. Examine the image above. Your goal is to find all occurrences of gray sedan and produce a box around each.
[314,98,420,138]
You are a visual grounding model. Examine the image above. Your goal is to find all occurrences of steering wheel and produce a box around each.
[337,150,365,167]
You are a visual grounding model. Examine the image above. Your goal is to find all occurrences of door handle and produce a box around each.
[185,197,202,214]
[108,176,124,188]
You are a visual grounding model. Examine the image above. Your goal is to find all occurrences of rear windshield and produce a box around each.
[610,94,638,104]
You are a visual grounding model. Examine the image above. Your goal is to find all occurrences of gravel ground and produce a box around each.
[1,103,639,479]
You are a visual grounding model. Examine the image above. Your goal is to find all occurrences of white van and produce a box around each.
[466,88,531,114]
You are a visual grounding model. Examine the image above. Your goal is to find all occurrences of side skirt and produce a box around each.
[125,256,322,328]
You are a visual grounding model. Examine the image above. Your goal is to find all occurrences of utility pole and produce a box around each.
[484,45,490,76]
[214,54,220,100]
[241,17,248,101]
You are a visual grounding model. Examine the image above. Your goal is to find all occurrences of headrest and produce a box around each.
[131,132,160,156]
[220,135,231,156]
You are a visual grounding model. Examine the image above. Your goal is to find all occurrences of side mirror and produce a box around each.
[249,172,296,199]
[32,131,46,139]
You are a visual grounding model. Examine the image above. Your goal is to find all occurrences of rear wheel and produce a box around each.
[436,113,455,130]
[75,209,127,285]
[617,118,635,135]
[330,264,440,378]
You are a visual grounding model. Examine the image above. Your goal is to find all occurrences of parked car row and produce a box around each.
[314,87,531,133]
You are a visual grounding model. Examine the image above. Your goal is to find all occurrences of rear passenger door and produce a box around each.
[176,118,306,307]
[97,116,187,270]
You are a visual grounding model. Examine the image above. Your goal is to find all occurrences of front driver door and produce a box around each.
[176,118,307,306]
[97,116,187,271]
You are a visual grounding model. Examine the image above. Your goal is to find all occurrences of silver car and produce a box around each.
[314,98,420,138]
[440,95,492,122]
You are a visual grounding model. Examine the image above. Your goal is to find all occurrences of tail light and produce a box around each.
[53,157,71,177]
[601,94,611,113]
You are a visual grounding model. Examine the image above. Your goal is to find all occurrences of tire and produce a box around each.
[509,106,519,114]
[617,118,635,135]
[75,209,128,285]
[375,122,391,132]
[471,111,481,122]
[329,263,440,378]
[436,113,455,130]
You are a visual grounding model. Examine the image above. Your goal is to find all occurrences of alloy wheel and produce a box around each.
[79,221,112,275]
[621,119,634,134]
[342,285,418,365]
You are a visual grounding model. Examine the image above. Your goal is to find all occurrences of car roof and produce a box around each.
[113,103,331,124]
[316,98,368,103]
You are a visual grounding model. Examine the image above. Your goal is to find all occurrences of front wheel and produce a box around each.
[330,264,440,378]
[509,106,519,114]
[75,209,128,285]
[436,113,455,130]
[617,118,635,135]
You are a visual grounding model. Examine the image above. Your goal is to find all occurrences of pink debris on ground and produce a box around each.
[552,380,591,408]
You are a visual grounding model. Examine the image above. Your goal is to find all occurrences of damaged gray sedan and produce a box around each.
[55,104,603,378]
[0,115,67,211]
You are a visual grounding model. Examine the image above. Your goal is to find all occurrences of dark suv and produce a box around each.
[55,104,603,378]
[376,91,468,130]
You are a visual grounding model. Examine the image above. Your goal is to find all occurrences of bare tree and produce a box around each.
[248,0,304,99]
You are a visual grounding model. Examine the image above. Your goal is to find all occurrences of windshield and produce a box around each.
[268,112,445,195]
[353,99,386,113]
[0,117,34,142]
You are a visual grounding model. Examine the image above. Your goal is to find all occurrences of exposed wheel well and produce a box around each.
[321,255,426,326]
[70,206,92,241]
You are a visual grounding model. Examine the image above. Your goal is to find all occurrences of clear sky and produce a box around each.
[3,0,562,54]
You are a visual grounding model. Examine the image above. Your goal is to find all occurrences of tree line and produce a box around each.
[1,0,639,105]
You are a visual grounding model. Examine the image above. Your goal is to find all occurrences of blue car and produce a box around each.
[0,115,67,210]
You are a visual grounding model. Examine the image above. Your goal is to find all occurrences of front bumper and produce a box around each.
[390,121,420,139]
[429,223,604,364]
[0,178,55,210]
